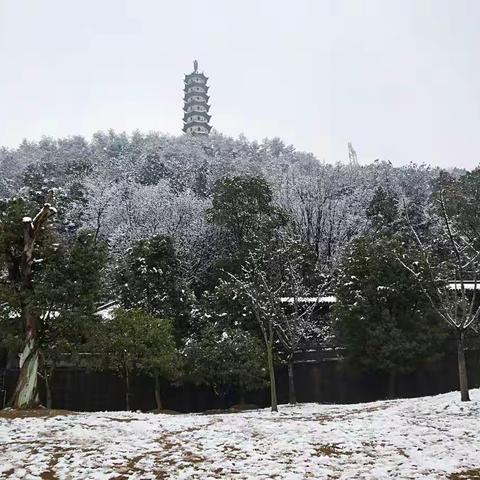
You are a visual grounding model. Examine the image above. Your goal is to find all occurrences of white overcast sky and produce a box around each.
[0,0,479,168]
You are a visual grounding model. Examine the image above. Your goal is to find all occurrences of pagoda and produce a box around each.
[183,60,212,135]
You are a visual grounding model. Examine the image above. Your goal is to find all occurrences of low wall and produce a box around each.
[1,349,479,411]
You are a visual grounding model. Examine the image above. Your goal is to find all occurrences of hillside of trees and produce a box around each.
[1,131,478,410]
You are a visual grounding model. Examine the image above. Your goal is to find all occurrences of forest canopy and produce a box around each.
[1,130,476,409]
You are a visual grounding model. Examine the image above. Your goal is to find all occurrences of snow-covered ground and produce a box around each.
[0,389,479,480]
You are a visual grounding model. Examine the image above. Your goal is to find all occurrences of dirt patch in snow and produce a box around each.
[314,443,347,457]
[449,468,480,479]
[150,409,182,415]
[0,408,75,419]
[104,417,137,423]
[202,404,260,415]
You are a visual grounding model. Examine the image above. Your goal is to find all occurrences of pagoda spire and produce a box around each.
[183,60,212,135]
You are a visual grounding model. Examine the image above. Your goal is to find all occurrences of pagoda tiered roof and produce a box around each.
[182,121,212,133]
[183,111,211,122]
[184,84,209,93]
[183,100,211,112]
[184,72,208,82]
[184,91,209,102]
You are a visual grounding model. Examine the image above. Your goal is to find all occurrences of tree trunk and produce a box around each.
[125,367,131,411]
[11,203,55,409]
[287,358,296,405]
[457,330,470,402]
[267,344,278,412]
[387,371,396,400]
[239,389,246,405]
[45,368,53,410]
[11,336,40,409]
[154,373,162,411]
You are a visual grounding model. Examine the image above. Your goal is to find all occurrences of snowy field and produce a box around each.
[0,390,479,480]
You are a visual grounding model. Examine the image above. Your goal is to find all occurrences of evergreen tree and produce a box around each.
[203,175,289,291]
[33,230,107,407]
[89,309,178,411]
[184,324,267,404]
[436,168,480,251]
[366,185,399,235]
[335,237,445,398]
[208,175,287,247]
[116,235,191,342]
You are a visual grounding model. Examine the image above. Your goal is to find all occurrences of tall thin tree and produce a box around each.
[11,200,56,409]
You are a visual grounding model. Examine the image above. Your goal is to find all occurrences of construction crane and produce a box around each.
[348,142,359,166]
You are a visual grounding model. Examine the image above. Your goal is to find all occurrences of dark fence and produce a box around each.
[1,346,479,412]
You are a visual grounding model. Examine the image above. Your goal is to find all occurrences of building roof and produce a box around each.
[182,122,212,133]
[183,101,211,112]
[279,296,337,304]
[184,84,209,93]
[184,91,209,102]
[184,72,208,81]
[183,111,211,122]
[447,281,480,290]
[94,301,118,321]
[278,282,480,305]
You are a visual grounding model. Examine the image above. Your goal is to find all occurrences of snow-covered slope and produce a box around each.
[0,389,479,479]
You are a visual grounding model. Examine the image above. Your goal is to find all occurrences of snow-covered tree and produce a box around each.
[397,171,480,401]
[227,235,329,410]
